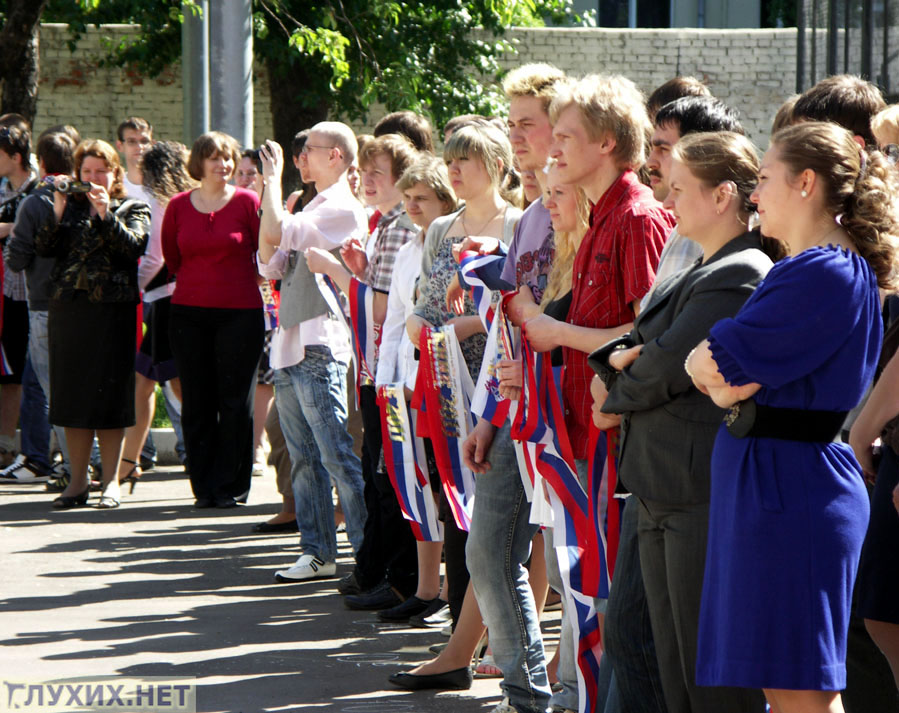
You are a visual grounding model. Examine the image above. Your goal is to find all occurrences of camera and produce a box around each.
[52,178,91,195]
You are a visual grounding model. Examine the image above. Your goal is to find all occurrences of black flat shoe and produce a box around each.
[344,581,403,611]
[52,488,90,510]
[252,520,299,533]
[215,497,239,509]
[378,595,440,622]
[194,497,214,509]
[388,666,472,691]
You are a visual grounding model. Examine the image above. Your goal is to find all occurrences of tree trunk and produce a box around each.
[266,56,329,195]
[0,0,48,125]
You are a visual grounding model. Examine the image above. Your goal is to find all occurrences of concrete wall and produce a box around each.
[33,23,799,150]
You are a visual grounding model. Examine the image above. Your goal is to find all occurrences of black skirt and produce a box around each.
[135,296,178,383]
[48,294,136,429]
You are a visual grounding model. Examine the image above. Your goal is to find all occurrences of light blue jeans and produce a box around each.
[273,346,366,563]
[466,422,551,713]
[27,310,69,470]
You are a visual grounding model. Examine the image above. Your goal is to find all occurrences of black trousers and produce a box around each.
[169,304,263,502]
[352,383,418,596]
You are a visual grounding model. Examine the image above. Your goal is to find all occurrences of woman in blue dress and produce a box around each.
[686,121,899,713]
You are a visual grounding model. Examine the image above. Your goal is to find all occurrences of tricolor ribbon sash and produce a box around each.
[377,383,443,542]
[315,274,377,400]
[458,250,506,332]
[416,324,477,531]
[516,333,611,713]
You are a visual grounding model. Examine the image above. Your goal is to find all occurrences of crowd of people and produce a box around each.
[2,61,899,713]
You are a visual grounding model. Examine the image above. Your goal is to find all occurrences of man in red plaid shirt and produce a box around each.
[522,74,675,713]
[524,74,674,457]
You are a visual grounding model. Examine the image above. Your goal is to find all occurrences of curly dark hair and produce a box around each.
[140,141,196,204]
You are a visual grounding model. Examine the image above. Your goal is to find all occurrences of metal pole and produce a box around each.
[629,0,637,28]
[827,0,838,74]
[862,0,873,79]
[883,0,890,90]
[844,0,850,73]
[208,0,254,148]
[697,0,706,28]
[181,0,210,145]
[811,0,818,85]
[798,0,807,92]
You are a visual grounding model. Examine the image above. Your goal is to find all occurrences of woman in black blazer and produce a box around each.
[591,132,782,713]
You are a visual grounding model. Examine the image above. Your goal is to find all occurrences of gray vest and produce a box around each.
[278,248,340,329]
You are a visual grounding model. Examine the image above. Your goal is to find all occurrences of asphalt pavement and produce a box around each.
[0,465,561,713]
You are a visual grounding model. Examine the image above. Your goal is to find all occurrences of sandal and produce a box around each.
[120,458,142,494]
[97,481,121,509]
[474,651,502,678]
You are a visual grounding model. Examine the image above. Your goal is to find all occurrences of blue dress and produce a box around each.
[695,246,881,691]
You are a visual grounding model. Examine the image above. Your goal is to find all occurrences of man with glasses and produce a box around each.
[115,117,153,203]
[257,122,369,582]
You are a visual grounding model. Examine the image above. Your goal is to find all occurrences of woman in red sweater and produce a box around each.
[162,131,264,508]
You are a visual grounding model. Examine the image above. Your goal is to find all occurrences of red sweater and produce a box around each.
[161,187,262,309]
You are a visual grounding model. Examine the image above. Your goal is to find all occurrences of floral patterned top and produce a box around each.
[413,206,521,380]
[34,196,150,303]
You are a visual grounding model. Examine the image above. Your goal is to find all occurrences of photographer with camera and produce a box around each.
[33,139,150,510]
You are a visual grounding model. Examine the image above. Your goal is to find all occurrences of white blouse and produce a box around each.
[375,236,424,391]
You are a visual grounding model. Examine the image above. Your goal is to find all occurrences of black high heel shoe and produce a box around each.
[52,487,90,510]
[120,458,142,494]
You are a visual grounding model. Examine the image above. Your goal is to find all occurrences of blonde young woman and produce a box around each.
[391,123,522,694]
[499,163,591,713]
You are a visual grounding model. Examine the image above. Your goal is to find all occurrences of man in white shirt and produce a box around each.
[115,117,153,203]
[258,122,368,582]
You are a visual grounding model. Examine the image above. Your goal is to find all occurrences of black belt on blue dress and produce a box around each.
[724,399,848,442]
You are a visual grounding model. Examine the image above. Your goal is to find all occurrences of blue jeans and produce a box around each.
[27,310,69,469]
[466,422,551,713]
[273,346,366,563]
[163,383,187,464]
[19,356,50,471]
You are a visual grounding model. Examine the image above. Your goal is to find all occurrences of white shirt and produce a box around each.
[640,226,703,309]
[139,195,176,302]
[375,236,423,391]
[123,175,151,204]
[257,180,368,369]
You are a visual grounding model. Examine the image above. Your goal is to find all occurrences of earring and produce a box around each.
[801,190,808,198]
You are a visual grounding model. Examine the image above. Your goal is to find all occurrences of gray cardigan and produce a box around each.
[601,231,773,505]
[413,205,521,320]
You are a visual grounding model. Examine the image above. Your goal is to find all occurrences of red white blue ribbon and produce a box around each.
[377,383,443,542]
[516,333,610,713]
[458,250,505,332]
[315,273,377,400]
[415,324,477,531]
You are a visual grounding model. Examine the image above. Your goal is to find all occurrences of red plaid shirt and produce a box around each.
[563,170,675,456]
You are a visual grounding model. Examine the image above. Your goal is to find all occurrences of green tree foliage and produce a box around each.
[43,0,588,128]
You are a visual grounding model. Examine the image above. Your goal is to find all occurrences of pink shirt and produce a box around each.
[162,187,262,309]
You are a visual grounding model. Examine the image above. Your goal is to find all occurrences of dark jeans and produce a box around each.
[352,384,418,596]
[601,495,668,713]
[169,305,263,502]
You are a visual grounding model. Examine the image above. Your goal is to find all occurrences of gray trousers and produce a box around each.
[636,497,766,713]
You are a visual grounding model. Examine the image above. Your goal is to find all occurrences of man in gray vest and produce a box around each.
[258,122,368,582]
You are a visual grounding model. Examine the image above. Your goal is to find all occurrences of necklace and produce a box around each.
[461,203,506,237]
[813,225,844,248]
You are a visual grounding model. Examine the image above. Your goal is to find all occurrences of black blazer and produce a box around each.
[600,231,773,505]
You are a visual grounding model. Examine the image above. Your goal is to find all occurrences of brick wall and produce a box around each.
[34,23,799,149]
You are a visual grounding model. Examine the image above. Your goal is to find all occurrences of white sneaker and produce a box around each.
[274,554,336,582]
[490,698,517,713]
[0,454,50,483]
